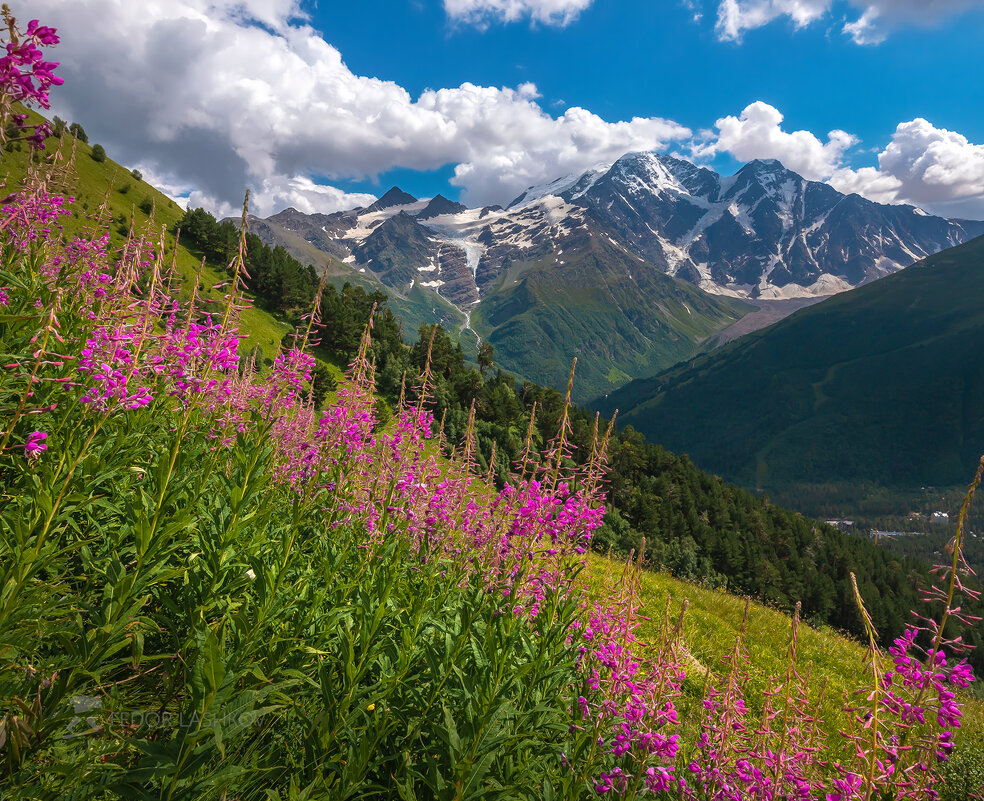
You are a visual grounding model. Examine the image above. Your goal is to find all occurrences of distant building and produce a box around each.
[870,530,905,540]
[824,519,855,531]
[932,511,950,525]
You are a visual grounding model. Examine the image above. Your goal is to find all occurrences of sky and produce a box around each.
[27,0,984,219]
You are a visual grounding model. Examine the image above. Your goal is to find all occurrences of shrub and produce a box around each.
[90,142,106,162]
[68,122,88,143]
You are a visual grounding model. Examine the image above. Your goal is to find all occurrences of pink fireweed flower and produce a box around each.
[24,430,47,459]
[0,287,8,306]
[77,326,154,411]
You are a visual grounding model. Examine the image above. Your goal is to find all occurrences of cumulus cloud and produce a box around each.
[444,0,594,27]
[843,0,984,43]
[830,119,984,218]
[696,101,856,180]
[33,0,687,216]
[697,103,984,218]
[714,0,830,42]
[713,0,984,44]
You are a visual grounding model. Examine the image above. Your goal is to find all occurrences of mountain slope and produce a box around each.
[471,220,747,399]
[596,234,984,492]
[247,152,983,402]
[1,108,290,353]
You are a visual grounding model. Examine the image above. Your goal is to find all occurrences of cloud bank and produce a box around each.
[443,0,595,27]
[28,0,984,221]
[696,101,856,181]
[32,0,686,216]
[714,0,984,44]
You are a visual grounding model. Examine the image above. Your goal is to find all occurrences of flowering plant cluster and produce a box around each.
[0,10,980,801]
[0,7,61,149]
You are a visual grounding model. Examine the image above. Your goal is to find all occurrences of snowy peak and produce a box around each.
[507,161,612,210]
[251,152,984,312]
[364,186,418,212]
[417,194,468,220]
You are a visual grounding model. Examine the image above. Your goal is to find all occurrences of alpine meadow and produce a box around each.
[3,4,984,801]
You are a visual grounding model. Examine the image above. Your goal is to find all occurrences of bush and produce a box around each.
[131,168,142,181]
[117,182,130,195]
[90,143,106,162]
[139,198,153,215]
[68,122,88,143]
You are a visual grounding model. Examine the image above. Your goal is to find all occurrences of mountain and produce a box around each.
[363,186,418,212]
[540,153,984,299]
[595,234,984,497]
[417,194,468,220]
[246,154,984,401]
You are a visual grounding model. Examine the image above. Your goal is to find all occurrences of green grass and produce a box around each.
[2,109,291,354]
[584,552,984,784]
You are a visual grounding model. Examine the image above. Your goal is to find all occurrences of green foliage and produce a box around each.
[90,142,106,162]
[0,272,597,797]
[131,168,143,182]
[310,363,337,409]
[68,121,87,142]
[0,420,594,798]
[0,106,291,355]
[603,234,984,495]
[178,207,321,321]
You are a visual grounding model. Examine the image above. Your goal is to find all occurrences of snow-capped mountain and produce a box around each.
[246,154,984,401]
[260,154,984,308]
[560,153,983,299]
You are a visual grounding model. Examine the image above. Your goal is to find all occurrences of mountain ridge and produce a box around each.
[245,152,984,400]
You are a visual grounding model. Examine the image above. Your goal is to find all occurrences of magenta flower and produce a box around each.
[24,431,47,459]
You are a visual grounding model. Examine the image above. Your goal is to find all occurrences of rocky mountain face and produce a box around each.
[534,153,984,298]
[246,155,984,400]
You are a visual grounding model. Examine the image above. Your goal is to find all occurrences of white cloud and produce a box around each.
[697,101,856,180]
[699,103,984,218]
[843,1,984,43]
[830,119,984,218]
[714,0,830,42]
[713,0,984,43]
[443,0,594,27]
[33,0,687,216]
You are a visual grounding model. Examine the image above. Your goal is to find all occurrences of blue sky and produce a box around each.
[323,0,984,202]
[33,0,984,218]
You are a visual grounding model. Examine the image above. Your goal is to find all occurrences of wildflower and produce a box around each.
[24,431,47,459]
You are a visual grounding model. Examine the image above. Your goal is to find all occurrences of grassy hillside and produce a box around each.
[583,556,984,798]
[4,122,983,798]
[1,108,291,354]
[598,234,984,496]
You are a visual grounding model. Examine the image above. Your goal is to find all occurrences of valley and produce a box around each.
[246,153,984,403]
